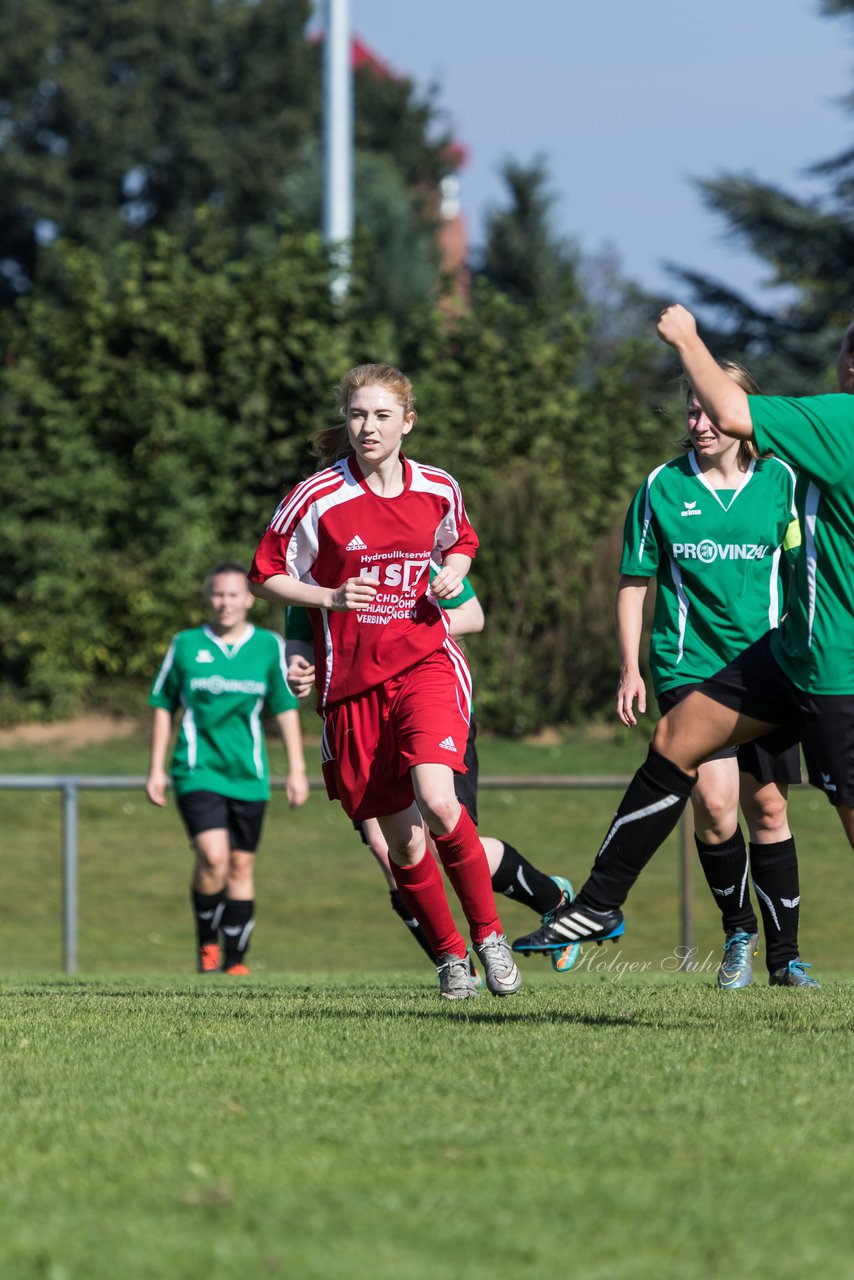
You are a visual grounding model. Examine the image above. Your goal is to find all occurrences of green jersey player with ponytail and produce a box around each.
[610,360,815,989]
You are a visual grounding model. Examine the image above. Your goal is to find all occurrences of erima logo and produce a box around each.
[821,772,838,793]
[439,736,457,751]
[671,541,769,564]
[712,886,735,897]
[681,501,702,518]
[195,650,215,663]
[781,896,801,908]
[346,534,367,551]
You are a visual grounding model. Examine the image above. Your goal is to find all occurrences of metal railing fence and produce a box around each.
[0,774,694,973]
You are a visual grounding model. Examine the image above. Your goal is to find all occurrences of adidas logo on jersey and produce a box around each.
[195,649,215,663]
[346,534,368,551]
[439,736,457,752]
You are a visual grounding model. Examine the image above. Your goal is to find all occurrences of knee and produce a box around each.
[195,844,226,876]
[228,850,255,890]
[747,796,789,839]
[652,716,683,763]
[419,792,460,836]
[693,793,737,841]
[384,825,426,866]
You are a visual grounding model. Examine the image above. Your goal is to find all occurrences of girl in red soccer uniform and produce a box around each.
[249,363,521,999]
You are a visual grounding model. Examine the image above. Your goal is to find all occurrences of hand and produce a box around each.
[145,771,168,807]
[287,654,316,699]
[287,768,310,809]
[656,304,698,351]
[329,576,378,611]
[615,668,647,728]
[431,565,463,599]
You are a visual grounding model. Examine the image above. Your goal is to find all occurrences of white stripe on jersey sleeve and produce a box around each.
[151,638,177,697]
[270,464,347,533]
[638,463,668,563]
[767,454,799,518]
[411,461,467,555]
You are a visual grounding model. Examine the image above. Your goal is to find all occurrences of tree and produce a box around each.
[0,219,347,720]
[0,0,456,309]
[668,1,854,391]
[478,157,580,319]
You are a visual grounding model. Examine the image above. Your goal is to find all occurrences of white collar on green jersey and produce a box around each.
[689,452,756,511]
[202,623,256,658]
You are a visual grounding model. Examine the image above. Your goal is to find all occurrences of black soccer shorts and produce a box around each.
[693,631,854,806]
[176,790,267,851]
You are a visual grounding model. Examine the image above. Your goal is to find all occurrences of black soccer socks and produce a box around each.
[750,838,800,972]
[696,828,759,935]
[575,747,696,913]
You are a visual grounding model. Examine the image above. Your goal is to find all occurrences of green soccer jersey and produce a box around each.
[621,453,800,696]
[285,572,477,643]
[148,624,298,801]
[749,393,854,694]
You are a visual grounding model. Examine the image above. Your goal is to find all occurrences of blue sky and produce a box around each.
[341,0,852,305]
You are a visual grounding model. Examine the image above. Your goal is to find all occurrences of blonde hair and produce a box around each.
[312,364,417,467]
[681,359,761,465]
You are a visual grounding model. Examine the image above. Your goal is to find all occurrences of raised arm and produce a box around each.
[657,305,753,440]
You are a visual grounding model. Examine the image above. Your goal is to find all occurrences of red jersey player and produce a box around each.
[249,363,521,1000]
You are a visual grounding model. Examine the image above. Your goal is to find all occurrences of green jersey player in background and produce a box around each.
[514,308,854,984]
[146,563,309,974]
[613,359,814,989]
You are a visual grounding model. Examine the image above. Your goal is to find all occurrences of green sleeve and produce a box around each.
[285,605,314,643]
[749,394,854,487]
[619,480,659,578]
[265,633,299,715]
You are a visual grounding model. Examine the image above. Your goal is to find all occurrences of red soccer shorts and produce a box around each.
[320,643,473,821]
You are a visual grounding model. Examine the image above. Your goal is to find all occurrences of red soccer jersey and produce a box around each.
[249,454,479,706]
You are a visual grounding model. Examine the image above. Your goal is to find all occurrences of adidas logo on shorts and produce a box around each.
[346,533,367,551]
[439,736,457,752]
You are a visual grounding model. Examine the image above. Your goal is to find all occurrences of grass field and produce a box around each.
[3,725,854,1277]
[3,975,854,1279]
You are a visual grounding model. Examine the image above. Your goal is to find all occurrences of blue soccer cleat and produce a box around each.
[716,930,759,990]
[768,958,821,989]
[513,902,625,956]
